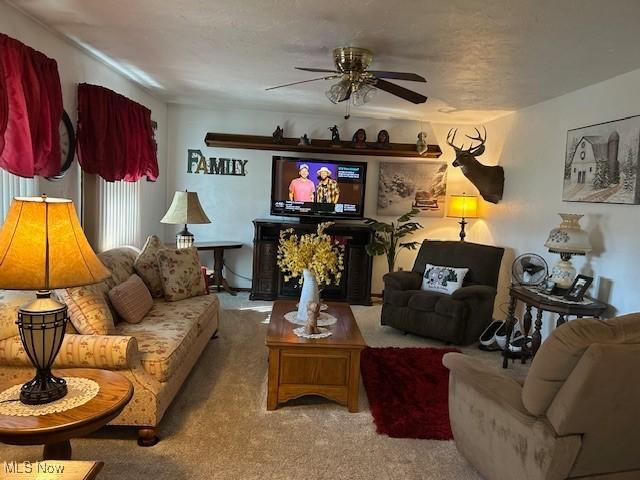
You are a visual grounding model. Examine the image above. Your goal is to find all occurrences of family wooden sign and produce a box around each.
[187,149,248,176]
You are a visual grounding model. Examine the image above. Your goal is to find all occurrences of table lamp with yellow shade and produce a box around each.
[0,196,110,405]
[447,194,479,241]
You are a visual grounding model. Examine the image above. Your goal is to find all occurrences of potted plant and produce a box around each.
[277,222,344,321]
[363,209,423,272]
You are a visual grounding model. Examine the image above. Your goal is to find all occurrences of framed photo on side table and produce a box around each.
[564,275,593,302]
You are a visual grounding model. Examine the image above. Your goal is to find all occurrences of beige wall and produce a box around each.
[166,104,486,293]
[482,67,640,328]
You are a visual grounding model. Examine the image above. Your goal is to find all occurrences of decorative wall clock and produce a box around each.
[46,110,75,181]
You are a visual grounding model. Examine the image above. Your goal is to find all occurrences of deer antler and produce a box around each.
[465,126,487,156]
[446,129,461,152]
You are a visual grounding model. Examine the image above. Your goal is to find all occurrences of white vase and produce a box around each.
[297,269,320,321]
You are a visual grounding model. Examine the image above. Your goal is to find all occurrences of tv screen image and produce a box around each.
[271,156,367,219]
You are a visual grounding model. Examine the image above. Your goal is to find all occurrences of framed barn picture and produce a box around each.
[377,161,447,217]
[563,114,640,204]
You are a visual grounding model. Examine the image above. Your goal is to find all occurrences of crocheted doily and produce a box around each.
[292,326,333,339]
[0,377,100,417]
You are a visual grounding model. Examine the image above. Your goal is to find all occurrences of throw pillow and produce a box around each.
[421,264,469,295]
[108,274,153,324]
[58,283,116,335]
[157,247,207,302]
[0,290,34,340]
[134,235,165,297]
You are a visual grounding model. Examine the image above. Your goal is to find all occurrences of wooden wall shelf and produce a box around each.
[204,132,442,158]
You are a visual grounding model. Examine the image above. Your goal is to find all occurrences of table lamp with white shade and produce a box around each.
[544,213,591,290]
[161,190,211,248]
[0,196,110,405]
[447,194,479,241]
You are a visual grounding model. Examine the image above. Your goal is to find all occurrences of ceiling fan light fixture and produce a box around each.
[351,83,376,106]
[325,80,349,104]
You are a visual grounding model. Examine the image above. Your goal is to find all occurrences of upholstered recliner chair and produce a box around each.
[381,240,504,345]
[443,313,640,480]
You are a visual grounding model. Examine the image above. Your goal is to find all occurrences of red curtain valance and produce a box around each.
[0,33,63,178]
[76,83,158,182]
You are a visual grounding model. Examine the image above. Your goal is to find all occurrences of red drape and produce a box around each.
[76,83,158,182]
[0,33,63,178]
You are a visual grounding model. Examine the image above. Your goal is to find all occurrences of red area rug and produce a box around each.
[360,346,460,440]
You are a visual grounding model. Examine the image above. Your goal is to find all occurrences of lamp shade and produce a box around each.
[544,213,591,255]
[447,195,479,219]
[161,191,211,225]
[0,196,110,290]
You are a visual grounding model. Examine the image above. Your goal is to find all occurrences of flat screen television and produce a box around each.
[270,156,367,220]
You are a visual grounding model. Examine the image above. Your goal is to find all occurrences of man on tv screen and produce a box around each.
[316,166,340,204]
[288,164,315,202]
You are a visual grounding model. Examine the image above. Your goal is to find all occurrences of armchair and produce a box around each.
[381,240,504,344]
[444,313,640,480]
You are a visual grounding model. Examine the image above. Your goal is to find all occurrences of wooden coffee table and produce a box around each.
[0,369,133,460]
[266,300,367,412]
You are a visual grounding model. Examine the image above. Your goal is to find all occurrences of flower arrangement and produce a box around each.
[277,222,344,286]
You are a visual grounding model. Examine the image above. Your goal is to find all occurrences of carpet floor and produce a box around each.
[0,293,527,479]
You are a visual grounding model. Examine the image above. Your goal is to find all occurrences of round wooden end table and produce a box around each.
[0,368,133,460]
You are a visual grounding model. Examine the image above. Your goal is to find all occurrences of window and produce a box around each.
[1,169,37,222]
[580,151,586,160]
[97,178,141,251]
[589,167,592,172]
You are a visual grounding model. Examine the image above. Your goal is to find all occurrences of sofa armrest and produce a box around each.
[0,334,139,370]
[383,271,422,291]
[451,284,497,301]
[443,352,530,419]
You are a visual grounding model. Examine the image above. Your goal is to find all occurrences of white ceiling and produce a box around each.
[9,0,640,123]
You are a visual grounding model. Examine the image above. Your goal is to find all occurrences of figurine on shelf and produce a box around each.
[416,131,428,155]
[298,134,311,146]
[351,128,367,148]
[272,126,284,144]
[374,129,391,149]
[329,125,341,146]
[304,302,321,335]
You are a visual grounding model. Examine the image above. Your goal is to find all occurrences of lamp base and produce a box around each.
[20,370,67,405]
[549,256,576,290]
[458,218,468,241]
[176,225,195,248]
[17,291,69,405]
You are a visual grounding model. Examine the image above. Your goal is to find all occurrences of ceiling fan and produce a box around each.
[266,47,427,117]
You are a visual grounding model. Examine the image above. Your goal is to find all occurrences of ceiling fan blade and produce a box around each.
[265,75,339,91]
[374,78,427,104]
[338,84,352,102]
[369,71,427,82]
[295,67,340,73]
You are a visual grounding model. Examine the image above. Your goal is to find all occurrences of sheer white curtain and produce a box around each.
[0,169,37,222]
[97,178,141,251]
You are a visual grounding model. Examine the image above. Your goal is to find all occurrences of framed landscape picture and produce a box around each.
[377,161,447,217]
[563,114,640,204]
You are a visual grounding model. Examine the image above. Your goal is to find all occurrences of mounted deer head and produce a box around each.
[447,126,504,204]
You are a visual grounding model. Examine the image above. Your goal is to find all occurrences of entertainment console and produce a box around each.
[251,219,373,305]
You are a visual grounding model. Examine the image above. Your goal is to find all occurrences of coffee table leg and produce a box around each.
[43,440,72,460]
[347,351,361,413]
[267,348,280,411]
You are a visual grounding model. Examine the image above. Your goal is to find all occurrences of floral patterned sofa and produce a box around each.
[0,247,219,446]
